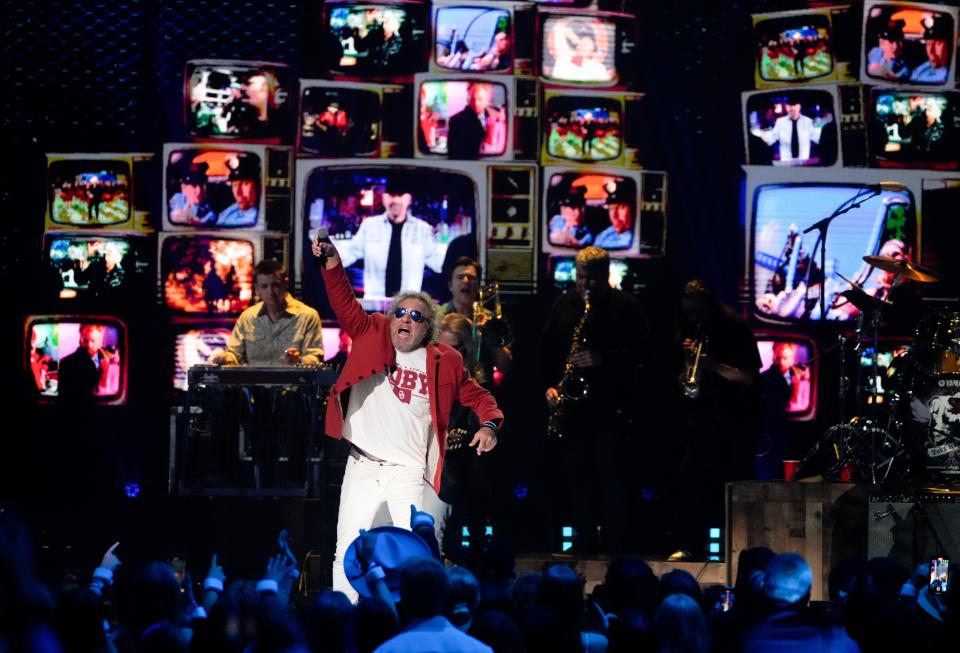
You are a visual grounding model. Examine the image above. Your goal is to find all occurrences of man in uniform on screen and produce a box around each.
[867,19,910,81]
[217,154,260,227]
[169,163,216,226]
[594,182,634,250]
[337,180,447,300]
[212,259,323,366]
[911,16,951,84]
[750,94,831,165]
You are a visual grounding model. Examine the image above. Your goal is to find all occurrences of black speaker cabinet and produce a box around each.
[867,491,960,570]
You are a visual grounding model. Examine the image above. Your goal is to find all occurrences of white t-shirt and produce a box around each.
[342,347,432,470]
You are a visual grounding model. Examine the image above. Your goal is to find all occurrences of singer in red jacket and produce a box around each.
[312,237,503,600]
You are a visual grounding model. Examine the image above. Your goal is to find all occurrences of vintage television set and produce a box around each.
[25,314,128,405]
[485,164,539,290]
[867,87,960,169]
[536,8,638,89]
[430,1,536,76]
[170,320,234,391]
[45,153,155,233]
[159,232,288,316]
[745,166,925,324]
[296,158,532,309]
[42,232,154,301]
[541,87,643,168]
[547,253,641,293]
[742,85,843,167]
[184,59,293,143]
[322,0,430,81]
[752,6,858,88]
[860,1,958,88]
[413,72,539,161]
[162,143,292,232]
[297,79,410,158]
[755,331,818,421]
[541,166,666,258]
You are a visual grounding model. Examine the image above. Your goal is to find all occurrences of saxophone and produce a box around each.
[547,290,592,439]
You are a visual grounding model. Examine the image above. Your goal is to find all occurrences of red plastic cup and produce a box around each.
[783,460,800,482]
[840,464,853,482]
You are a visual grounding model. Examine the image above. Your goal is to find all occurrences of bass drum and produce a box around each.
[905,371,960,484]
[913,312,960,377]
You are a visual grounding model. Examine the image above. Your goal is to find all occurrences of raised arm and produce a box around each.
[312,238,377,338]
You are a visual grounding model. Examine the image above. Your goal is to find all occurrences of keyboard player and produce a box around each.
[212,259,324,366]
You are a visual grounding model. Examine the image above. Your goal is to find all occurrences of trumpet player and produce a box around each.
[540,246,644,553]
[439,256,513,383]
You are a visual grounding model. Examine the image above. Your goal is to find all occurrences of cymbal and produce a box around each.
[839,286,892,314]
[863,255,940,283]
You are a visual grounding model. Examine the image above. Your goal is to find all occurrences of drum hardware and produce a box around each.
[862,255,941,284]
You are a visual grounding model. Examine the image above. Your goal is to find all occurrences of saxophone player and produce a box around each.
[540,246,644,554]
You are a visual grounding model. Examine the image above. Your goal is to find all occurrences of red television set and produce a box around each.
[752,6,857,88]
[430,1,536,76]
[868,88,960,169]
[537,9,637,89]
[159,232,274,315]
[860,1,958,88]
[25,314,128,405]
[42,232,153,301]
[297,79,409,158]
[413,72,539,161]
[756,332,818,421]
[541,87,642,168]
[541,166,652,258]
[323,1,429,81]
[162,143,293,232]
[171,321,233,391]
[742,85,841,167]
[45,153,155,233]
[746,170,920,323]
[184,59,293,143]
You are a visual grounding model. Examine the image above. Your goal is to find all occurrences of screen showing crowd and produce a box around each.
[755,14,834,83]
[541,15,617,84]
[186,62,290,140]
[435,7,512,72]
[753,184,916,321]
[870,91,959,168]
[162,236,255,314]
[28,320,124,400]
[327,4,427,76]
[545,172,636,251]
[302,167,477,302]
[546,96,622,162]
[418,80,508,158]
[49,160,131,227]
[864,6,954,85]
[166,149,261,228]
[746,90,838,166]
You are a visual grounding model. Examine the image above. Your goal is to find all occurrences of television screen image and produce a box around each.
[755,14,835,83]
[321,326,352,365]
[161,236,255,314]
[48,160,131,227]
[550,255,630,290]
[541,14,617,84]
[859,340,911,407]
[172,327,232,391]
[545,96,621,162]
[27,318,125,403]
[435,6,512,72]
[417,79,508,158]
[752,184,916,322]
[166,149,261,228]
[870,90,960,168]
[326,3,427,77]
[757,338,815,416]
[299,85,382,157]
[862,2,956,85]
[544,171,637,252]
[301,165,477,303]
[44,234,147,299]
[745,89,838,166]
[185,61,291,140]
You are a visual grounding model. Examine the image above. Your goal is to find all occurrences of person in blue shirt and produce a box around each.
[594,182,634,250]
[910,16,951,85]
[866,19,910,81]
[169,163,216,225]
[217,153,259,227]
[548,186,593,248]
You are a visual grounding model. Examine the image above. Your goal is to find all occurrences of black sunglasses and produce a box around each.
[393,307,426,323]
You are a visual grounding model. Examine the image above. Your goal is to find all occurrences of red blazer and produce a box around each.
[321,262,504,491]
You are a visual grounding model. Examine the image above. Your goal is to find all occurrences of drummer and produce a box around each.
[830,239,909,319]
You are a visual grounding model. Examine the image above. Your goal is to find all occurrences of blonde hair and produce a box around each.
[575,246,610,271]
[439,313,478,374]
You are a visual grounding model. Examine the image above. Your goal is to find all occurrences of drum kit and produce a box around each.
[797,253,960,485]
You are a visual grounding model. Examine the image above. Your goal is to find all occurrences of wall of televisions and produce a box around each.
[742,0,960,481]
[27,0,667,405]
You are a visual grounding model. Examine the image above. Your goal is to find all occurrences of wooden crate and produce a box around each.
[726,481,868,601]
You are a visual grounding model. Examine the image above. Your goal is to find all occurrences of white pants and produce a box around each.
[331,452,428,602]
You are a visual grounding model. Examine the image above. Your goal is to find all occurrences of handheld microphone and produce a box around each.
[313,227,331,268]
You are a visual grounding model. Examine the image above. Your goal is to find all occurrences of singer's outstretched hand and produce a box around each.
[311,236,341,270]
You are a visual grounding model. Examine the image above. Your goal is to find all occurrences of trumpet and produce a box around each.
[682,336,707,399]
[473,282,514,349]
